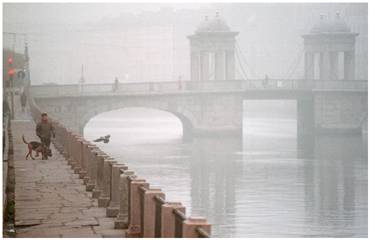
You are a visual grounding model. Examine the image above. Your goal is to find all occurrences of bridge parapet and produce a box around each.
[30,79,367,97]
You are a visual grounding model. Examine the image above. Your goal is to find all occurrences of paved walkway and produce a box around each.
[11,97,126,237]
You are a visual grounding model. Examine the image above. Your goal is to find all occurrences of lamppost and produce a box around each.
[79,64,85,95]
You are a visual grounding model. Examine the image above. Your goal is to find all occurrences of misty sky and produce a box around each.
[3,3,368,85]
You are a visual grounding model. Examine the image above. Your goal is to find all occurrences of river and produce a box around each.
[84,103,367,237]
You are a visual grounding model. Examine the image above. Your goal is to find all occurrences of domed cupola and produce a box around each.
[195,12,231,33]
[302,12,358,81]
[188,13,239,81]
[310,13,351,34]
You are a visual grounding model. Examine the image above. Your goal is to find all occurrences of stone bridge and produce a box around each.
[30,79,368,141]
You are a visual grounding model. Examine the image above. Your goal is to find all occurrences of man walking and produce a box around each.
[20,91,27,112]
[36,112,55,159]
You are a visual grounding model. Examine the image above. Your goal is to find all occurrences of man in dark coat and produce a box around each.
[36,113,55,159]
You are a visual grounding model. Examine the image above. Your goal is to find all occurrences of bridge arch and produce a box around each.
[77,101,196,141]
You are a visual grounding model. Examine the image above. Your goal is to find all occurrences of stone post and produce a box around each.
[72,137,83,174]
[84,144,98,189]
[182,217,211,238]
[78,140,89,179]
[114,170,135,229]
[160,202,185,238]
[106,164,127,217]
[141,188,165,238]
[98,158,117,207]
[126,178,149,237]
[92,153,108,199]
[63,131,72,161]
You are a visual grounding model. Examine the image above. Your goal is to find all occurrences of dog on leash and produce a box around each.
[22,135,52,160]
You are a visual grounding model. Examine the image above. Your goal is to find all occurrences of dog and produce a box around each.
[22,135,52,160]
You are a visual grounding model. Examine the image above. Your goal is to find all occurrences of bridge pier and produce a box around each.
[297,97,315,158]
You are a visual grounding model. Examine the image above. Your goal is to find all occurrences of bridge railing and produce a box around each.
[26,87,212,238]
[30,79,368,97]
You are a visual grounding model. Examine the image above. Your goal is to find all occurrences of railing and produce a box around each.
[29,79,368,98]
[26,86,211,238]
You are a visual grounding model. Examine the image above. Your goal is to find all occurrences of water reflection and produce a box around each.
[84,111,367,237]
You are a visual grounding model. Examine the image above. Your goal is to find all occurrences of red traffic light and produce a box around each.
[7,57,13,65]
[8,68,15,77]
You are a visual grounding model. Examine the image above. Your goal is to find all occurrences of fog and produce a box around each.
[4,3,368,238]
[4,3,367,85]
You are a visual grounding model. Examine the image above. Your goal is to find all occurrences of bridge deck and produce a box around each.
[10,99,126,237]
[30,79,368,98]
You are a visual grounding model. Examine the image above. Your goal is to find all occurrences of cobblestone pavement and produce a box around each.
[11,98,126,237]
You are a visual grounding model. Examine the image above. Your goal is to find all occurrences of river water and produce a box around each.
[84,103,367,237]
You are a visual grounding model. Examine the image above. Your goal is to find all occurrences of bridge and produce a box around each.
[29,12,369,141]
[30,79,368,142]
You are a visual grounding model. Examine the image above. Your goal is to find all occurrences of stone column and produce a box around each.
[330,51,339,80]
[225,50,235,80]
[69,134,78,167]
[92,153,108,199]
[191,51,200,81]
[161,202,185,237]
[78,140,89,179]
[72,137,83,174]
[304,51,314,80]
[85,147,98,191]
[64,131,72,162]
[344,50,355,80]
[320,51,330,80]
[98,158,117,207]
[106,164,128,217]
[127,178,149,237]
[115,170,135,229]
[182,217,211,238]
[83,144,96,185]
[215,50,226,80]
[200,51,209,81]
[141,188,165,238]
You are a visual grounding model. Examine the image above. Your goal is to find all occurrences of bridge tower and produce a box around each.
[302,13,358,81]
[188,13,239,81]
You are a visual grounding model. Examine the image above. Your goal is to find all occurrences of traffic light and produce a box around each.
[7,57,13,65]
[8,68,15,77]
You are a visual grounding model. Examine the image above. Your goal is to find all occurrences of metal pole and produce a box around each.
[10,33,16,120]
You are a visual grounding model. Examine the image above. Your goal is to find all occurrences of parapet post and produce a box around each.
[69,133,80,168]
[160,202,185,237]
[141,187,165,238]
[72,137,83,175]
[173,206,187,237]
[114,170,135,229]
[106,163,127,217]
[98,158,117,207]
[182,217,211,238]
[92,153,108,199]
[126,177,149,237]
[78,140,90,179]
[64,131,72,162]
[84,144,98,190]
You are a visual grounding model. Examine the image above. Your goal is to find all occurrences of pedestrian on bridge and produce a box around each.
[36,112,55,159]
[20,91,27,112]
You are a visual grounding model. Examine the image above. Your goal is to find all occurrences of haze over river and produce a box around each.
[84,101,367,237]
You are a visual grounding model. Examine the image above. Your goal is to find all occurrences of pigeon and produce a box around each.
[93,134,110,143]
